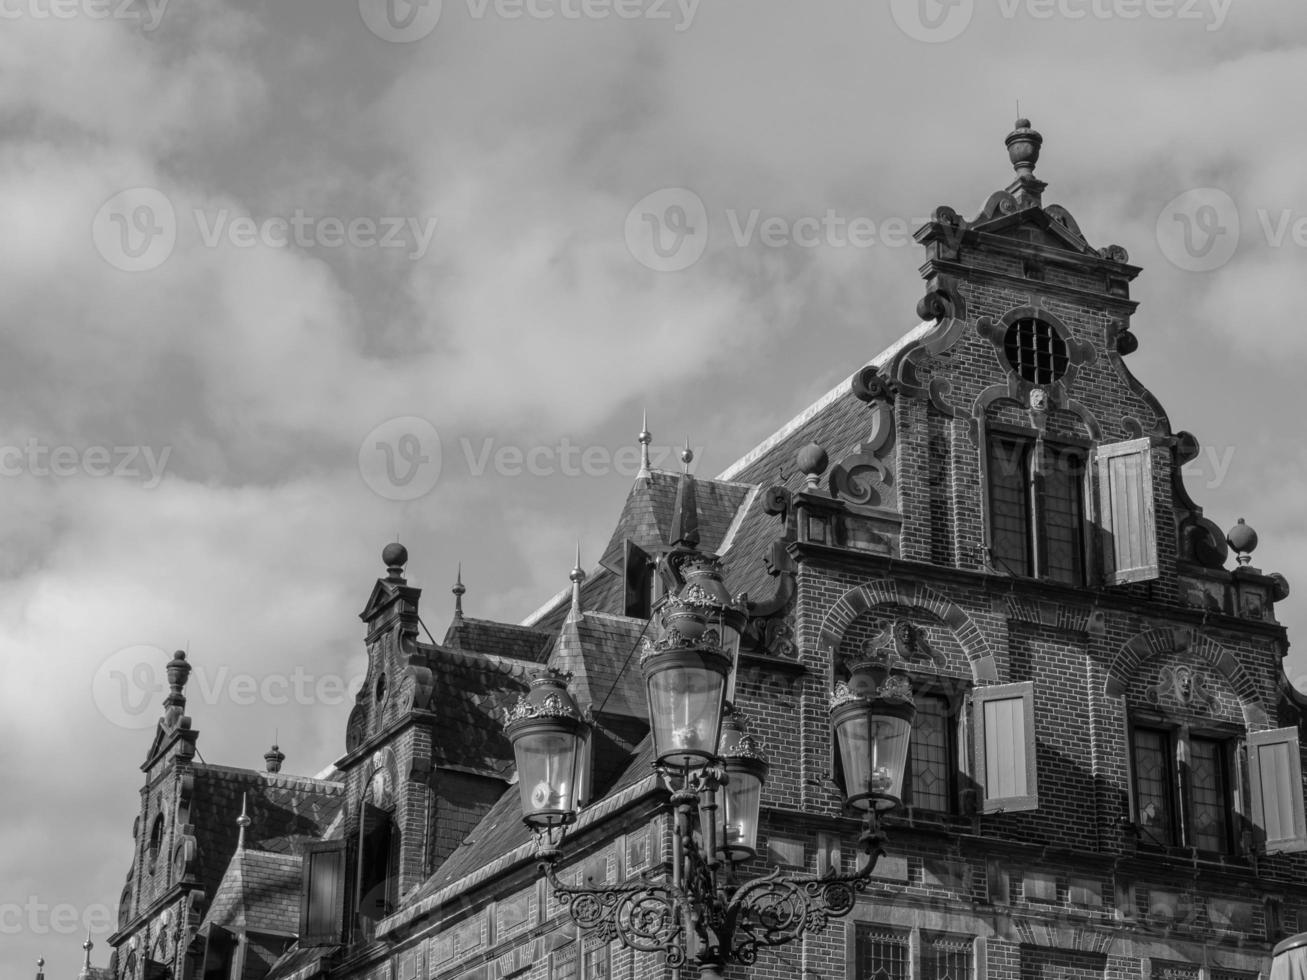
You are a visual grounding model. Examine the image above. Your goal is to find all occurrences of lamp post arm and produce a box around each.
[540,858,690,969]
[718,813,887,966]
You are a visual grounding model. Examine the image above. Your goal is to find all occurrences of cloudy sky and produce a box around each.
[3,0,1307,974]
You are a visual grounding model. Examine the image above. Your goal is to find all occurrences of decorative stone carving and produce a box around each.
[1145,663,1215,711]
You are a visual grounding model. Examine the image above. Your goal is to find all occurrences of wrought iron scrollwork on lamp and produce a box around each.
[506,506,916,979]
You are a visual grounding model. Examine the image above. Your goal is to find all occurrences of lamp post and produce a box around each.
[506,539,914,978]
[1272,932,1307,980]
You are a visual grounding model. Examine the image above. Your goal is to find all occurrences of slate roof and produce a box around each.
[443,617,555,663]
[202,848,304,936]
[405,735,658,907]
[410,643,537,775]
[188,766,345,900]
[526,470,753,633]
[548,611,649,720]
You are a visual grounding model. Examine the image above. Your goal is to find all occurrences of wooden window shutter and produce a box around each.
[300,840,347,945]
[972,682,1038,813]
[1247,727,1307,854]
[1095,438,1158,584]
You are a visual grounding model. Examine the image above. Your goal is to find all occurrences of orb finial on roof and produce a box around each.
[681,438,694,472]
[382,541,408,581]
[1227,517,1258,566]
[637,410,653,481]
[797,442,829,492]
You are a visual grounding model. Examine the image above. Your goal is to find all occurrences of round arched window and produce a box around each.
[1003,317,1068,385]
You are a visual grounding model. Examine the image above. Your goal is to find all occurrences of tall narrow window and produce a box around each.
[908,695,953,814]
[985,432,1086,585]
[854,927,909,980]
[923,935,973,980]
[1132,728,1175,847]
[1188,738,1230,853]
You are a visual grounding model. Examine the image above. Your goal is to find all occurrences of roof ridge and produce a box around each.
[716,319,934,481]
[196,764,345,794]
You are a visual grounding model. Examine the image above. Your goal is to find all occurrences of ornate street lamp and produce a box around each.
[505,490,912,978]
[505,672,588,855]
[830,645,917,813]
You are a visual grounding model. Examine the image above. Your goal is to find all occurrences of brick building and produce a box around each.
[86,120,1307,980]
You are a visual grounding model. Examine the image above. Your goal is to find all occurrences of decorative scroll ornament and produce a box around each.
[1146,664,1215,710]
[848,618,945,672]
[506,689,583,724]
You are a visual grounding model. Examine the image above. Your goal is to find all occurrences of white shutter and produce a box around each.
[972,682,1038,813]
[1095,438,1159,585]
[1248,727,1307,854]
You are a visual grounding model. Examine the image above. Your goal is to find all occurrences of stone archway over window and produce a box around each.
[1103,627,1268,730]
[817,580,998,683]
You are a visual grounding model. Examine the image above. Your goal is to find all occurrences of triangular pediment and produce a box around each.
[970,197,1097,256]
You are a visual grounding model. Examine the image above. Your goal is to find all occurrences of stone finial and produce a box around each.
[236,793,251,850]
[81,935,93,975]
[264,743,285,774]
[1227,518,1258,566]
[1006,117,1043,177]
[680,438,694,473]
[451,564,466,624]
[36,957,45,980]
[637,411,652,481]
[796,442,829,492]
[383,541,408,582]
[163,650,191,713]
[1005,117,1046,208]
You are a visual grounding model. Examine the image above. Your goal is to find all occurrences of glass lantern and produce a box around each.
[716,709,767,862]
[642,647,732,770]
[506,673,589,829]
[830,667,915,812]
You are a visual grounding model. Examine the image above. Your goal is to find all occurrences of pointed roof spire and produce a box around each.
[669,441,700,549]
[36,956,45,980]
[81,935,93,977]
[451,564,466,625]
[636,411,652,481]
[236,793,251,850]
[569,543,586,617]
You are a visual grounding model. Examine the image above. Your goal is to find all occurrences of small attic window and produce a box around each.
[375,673,387,704]
[1003,318,1068,385]
[147,815,164,871]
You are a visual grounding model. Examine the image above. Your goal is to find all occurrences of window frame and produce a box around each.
[980,421,1092,587]
[903,679,968,818]
[1126,714,1242,857]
